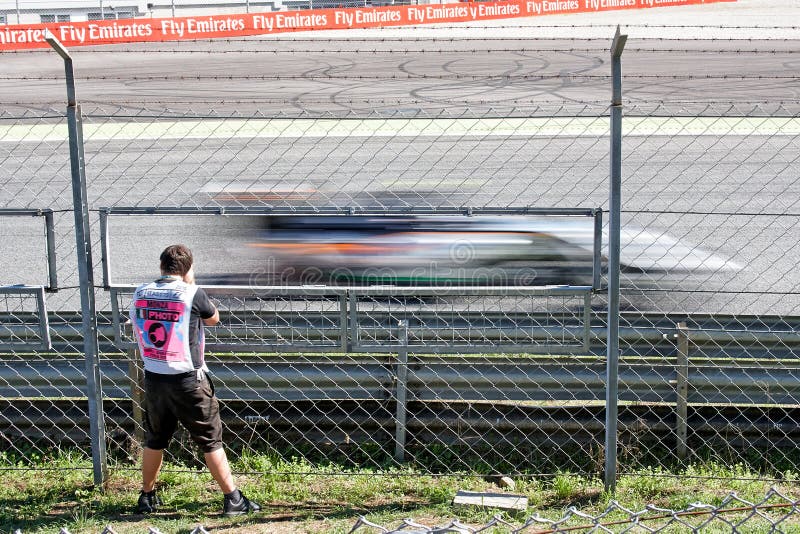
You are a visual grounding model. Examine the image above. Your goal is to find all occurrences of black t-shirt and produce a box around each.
[189,287,216,369]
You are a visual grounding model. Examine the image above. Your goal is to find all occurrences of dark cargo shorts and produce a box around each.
[143,370,223,453]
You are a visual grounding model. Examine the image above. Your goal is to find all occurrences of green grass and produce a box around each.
[2,449,800,533]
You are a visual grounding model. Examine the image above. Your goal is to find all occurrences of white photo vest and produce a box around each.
[130,278,205,374]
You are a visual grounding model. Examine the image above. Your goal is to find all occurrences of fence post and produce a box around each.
[676,322,689,460]
[395,320,409,462]
[44,32,108,486]
[604,26,627,493]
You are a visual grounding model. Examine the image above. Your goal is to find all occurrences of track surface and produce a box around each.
[1,36,799,114]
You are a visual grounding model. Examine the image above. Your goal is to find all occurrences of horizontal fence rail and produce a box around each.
[4,313,798,359]
[2,355,799,406]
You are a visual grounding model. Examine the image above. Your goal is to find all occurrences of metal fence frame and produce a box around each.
[0,285,51,351]
[0,208,58,291]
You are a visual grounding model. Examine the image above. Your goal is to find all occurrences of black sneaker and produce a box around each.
[223,492,261,517]
[136,490,160,514]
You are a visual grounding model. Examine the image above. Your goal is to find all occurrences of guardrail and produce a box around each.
[1,310,799,359]
[2,355,799,406]
[110,284,594,354]
[2,282,799,466]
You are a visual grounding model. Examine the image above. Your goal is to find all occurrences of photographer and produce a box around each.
[130,244,260,517]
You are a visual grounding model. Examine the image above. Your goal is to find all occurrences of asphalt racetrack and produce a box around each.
[2,36,800,114]
[1,1,799,315]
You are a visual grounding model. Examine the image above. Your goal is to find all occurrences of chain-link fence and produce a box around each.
[1,27,799,494]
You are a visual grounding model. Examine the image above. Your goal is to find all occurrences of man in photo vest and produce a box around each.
[130,244,260,516]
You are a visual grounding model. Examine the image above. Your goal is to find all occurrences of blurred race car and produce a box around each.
[201,214,739,288]
[198,186,739,288]
[249,214,594,286]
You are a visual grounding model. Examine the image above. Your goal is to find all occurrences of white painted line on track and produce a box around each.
[1,116,799,143]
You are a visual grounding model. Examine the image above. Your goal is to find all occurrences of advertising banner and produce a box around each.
[0,0,735,51]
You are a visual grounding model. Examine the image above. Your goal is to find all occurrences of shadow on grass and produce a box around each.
[1,497,73,532]
[200,500,437,529]
[2,496,437,532]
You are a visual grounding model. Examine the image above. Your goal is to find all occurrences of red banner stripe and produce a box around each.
[0,0,736,52]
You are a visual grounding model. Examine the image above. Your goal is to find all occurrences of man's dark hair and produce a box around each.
[160,244,193,276]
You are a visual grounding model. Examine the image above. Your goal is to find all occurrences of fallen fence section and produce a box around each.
[349,488,800,533]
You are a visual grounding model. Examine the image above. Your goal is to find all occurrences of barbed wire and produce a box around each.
[628,289,800,296]
[623,210,800,217]
[3,74,796,81]
[5,37,799,56]
[4,99,799,108]
[8,46,795,54]
[4,28,799,55]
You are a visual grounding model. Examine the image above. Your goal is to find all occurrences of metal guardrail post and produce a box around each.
[592,208,603,291]
[676,322,690,460]
[349,291,360,349]
[605,26,627,493]
[339,293,349,351]
[99,209,111,289]
[43,210,58,291]
[395,320,409,462]
[45,31,108,486]
[34,286,52,351]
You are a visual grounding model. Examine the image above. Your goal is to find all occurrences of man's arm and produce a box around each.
[203,307,220,326]
[193,287,220,326]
